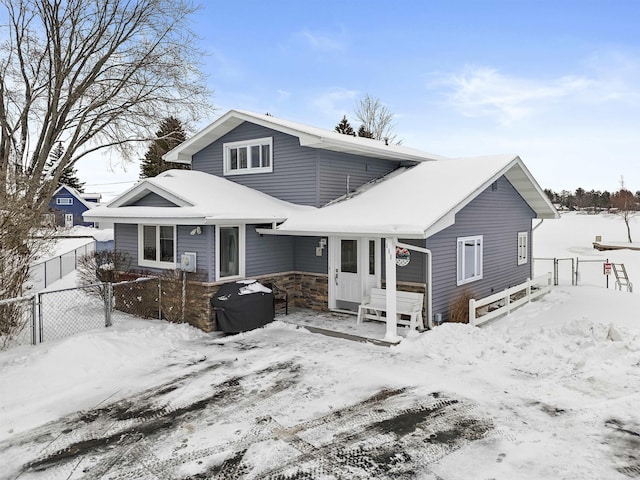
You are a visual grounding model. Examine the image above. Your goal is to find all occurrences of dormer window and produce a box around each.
[223,137,272,175]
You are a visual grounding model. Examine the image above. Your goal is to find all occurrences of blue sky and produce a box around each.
[79,0,640,197]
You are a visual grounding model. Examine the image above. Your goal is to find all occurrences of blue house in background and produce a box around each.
[85,109,558,335]
[49,185,101,228]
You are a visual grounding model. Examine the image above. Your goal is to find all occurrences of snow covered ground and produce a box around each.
[1,212,639,479]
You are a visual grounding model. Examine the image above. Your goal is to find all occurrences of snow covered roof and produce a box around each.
[83,170,312,225]
[163,109,445,164]
[262,155,559,239]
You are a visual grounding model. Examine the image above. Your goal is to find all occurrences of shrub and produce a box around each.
[448,290,473,323]
[78,249,131,285]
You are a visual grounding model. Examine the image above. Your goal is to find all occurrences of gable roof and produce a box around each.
[83,170,312,225]
[52,185,94,210]
[163,109,446,164]
[261,155,558,239]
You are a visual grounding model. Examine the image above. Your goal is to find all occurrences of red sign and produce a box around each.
[604,263,612,275]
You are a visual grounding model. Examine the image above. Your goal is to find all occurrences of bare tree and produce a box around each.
[354,94,401,144]
[611,176,638,243]
[0,0,212,334]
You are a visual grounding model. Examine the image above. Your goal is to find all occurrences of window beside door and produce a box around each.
[217,225,245,279]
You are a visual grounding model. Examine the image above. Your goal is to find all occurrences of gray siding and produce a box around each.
[294,236,328,273]
[246,226,294,276]
[381,238,426,284]
[191,122,318,206]
[425,176,535,321]
[190,121,403,207]
[132,193,179,207]
[317,152,399,206]
[176,225,212,279]
[114,223,213,280]
[115,223,138,266]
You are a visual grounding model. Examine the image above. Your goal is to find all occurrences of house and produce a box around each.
[84,109,558,337]
[49,185,102,228]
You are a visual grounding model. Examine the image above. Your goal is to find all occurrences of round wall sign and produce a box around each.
[395,247,410,267]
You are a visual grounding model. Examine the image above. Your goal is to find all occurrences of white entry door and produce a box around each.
[64,213,74,228]
[329,237,380,310]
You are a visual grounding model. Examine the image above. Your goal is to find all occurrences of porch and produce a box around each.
[279,308,414,346]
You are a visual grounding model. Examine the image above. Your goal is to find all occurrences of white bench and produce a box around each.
[357,288,424,330]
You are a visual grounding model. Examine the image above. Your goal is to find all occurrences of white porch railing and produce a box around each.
[469,273,553,327]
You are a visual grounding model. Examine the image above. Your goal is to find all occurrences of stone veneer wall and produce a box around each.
[118,271,329,332]
[116,272,428,332]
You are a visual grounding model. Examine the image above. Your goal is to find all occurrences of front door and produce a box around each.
[329,237,380,310]
[64,213,74,228]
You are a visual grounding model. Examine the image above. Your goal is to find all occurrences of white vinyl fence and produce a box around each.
[469,273,553,327]
[30,240,95,291]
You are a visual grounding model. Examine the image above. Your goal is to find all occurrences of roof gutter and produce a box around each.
[255,227,426,239]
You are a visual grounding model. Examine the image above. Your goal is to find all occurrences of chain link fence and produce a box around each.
[534,257,612,288]
[0,278,161,350]
[0,296,37,350]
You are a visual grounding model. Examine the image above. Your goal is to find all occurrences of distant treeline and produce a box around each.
[544,188,640,210]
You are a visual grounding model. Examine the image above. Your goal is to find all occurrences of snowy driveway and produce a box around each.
[1,327,495,479]
[2,285,640,479]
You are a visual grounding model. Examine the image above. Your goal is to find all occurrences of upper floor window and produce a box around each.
[138,224,176,269]
[56,197,73,205]
[457,235,483,285]
[223,137,273,175]
[517,232,528,265]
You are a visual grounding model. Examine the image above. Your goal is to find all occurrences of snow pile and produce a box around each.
[0,319,208,440]
[238,280,272,295]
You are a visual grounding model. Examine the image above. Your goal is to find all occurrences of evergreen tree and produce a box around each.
[46,143,85,192]
[335,115,355,136]
[140,116,189,178]
[357,125,374,139]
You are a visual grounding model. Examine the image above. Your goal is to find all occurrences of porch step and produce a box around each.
[284,322,398,347]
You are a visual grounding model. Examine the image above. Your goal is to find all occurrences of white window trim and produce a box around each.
[138,224,177,269]
[215,224,246,280]
[456,235,483,286]
[56,197,73,205]
[517,231,528,265]
[223,137,273,176]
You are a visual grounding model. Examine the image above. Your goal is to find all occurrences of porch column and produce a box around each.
[384,237,401,342]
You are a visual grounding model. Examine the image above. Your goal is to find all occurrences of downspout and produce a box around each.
[532,219,544,231]
[396,241,433,330]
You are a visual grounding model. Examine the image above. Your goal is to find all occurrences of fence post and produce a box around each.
[505,288,511,314]
[158,278,162,320]
[526,278,531,303]
[553,258,558,286]
[573,258,577,285]
[468,298,476,326]
[104,283,113,327]
[38,292,44,343]
[31,295,37,346]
